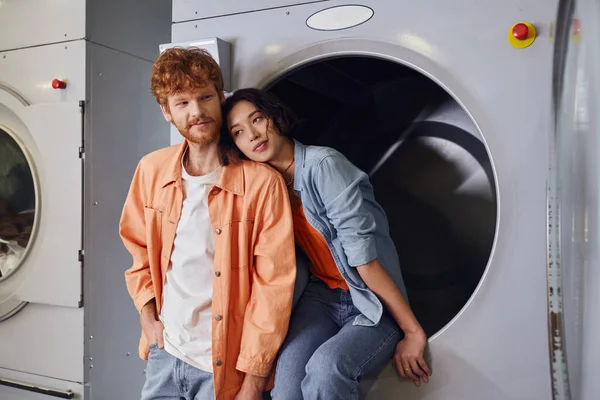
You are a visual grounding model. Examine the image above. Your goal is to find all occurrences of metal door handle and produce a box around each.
[0,377,75,398]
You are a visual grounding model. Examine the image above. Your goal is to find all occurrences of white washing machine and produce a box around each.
[0,40,86,399]
[162,1,557,399]
[0,1,171,399]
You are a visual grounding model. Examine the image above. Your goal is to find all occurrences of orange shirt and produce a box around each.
[290,195,349,291]
[119,142,296,400]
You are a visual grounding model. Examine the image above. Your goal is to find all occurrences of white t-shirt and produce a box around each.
[159,159,222,373]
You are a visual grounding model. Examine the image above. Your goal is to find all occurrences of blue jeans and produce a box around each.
[141,344,215,400]
[271,276,402,400]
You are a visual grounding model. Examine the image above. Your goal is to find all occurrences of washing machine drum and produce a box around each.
[266,56,497,336]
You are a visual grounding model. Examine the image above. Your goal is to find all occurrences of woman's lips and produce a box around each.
[253,140,267,152]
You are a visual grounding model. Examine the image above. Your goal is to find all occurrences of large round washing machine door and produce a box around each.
[0,87,38,320]
[0,85,83,320]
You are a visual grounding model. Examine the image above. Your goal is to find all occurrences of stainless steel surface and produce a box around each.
[172,0,330,22]
[87,0,172,61]
[549,0,600,398]
[82,42,170,400]
[168,0,556,398]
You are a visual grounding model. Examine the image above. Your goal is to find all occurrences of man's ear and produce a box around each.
[220,91,226,105]
[160,104,173,122]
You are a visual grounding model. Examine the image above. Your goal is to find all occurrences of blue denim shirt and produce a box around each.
[292,139,408,327]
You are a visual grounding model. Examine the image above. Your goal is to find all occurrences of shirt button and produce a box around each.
[216,360,222,367]
[211,190,219,195]
[215,271,221,277]
[215,228,221,235]
[215,315,222,321]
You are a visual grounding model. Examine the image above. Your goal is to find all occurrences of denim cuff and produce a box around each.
[345,236,378,267]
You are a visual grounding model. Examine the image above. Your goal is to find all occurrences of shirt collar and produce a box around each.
[293,139,306,192]
[159,139,244,195]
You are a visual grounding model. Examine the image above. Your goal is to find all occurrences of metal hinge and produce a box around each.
[79,100,86,159]
[78,249,84,307]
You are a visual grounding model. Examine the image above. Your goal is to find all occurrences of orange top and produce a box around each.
[120,141,296,400]
[291,202,349,291]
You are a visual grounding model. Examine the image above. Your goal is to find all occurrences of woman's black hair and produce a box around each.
[219,88,298,163]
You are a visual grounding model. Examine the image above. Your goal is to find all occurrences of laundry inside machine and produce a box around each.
[0,128,35,281]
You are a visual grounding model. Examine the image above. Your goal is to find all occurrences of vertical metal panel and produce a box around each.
[83,42,170,400]
[86,0,172,61]
[550,0,600,398]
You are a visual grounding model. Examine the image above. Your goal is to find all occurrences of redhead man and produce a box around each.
[119,47,297,400]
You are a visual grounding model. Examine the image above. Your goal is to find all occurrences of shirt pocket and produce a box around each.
[223,219,255,272]
[143,206,163,249]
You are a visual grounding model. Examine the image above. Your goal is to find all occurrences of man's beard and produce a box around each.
[175,120,219,145]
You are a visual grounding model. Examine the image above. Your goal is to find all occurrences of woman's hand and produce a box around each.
[392,329,431,386]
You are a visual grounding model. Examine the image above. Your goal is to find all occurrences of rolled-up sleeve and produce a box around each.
[119,161,155,312]
[236,176,296,377]
[314,153,378,267]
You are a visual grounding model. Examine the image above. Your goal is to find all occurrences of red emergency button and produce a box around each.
[52,79,67,89]
[512,23,529,40]
[508,21,536,49]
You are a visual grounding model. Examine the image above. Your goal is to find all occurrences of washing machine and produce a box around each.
[0,1,171,399]
[162,1,556,399]
[0,40,86,399]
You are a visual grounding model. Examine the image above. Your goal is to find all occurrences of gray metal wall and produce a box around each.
[86,0,172,61]
[82,31,170,400]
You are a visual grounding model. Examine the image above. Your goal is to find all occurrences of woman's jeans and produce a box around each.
[271,276,402,400]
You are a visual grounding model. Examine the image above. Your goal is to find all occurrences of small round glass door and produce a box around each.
[0,127,36,282]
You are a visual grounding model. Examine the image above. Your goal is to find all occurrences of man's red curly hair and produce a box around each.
[150,47,224,108]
